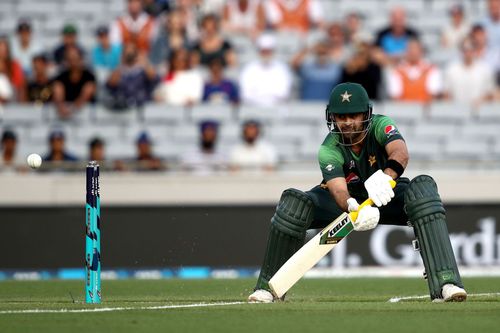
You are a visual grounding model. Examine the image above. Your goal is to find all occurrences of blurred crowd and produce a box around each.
[1,0,500,173]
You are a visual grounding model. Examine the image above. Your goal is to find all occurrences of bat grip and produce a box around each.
[348,180,396,221]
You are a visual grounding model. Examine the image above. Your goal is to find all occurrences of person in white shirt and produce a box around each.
[154,48,203,106]
[444,39,495,107]
[181,120,228,175]
[10,20,42,77]
[441,4,471,50]
[230,120,277,171]
[239,34,292,107]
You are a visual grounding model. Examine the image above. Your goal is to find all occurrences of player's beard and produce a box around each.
[337,122,367,146]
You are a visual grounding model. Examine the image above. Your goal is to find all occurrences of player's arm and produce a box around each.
[384,139,409,180]
[325,177,351,212]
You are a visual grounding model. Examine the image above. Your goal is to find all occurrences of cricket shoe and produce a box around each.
[441,284,467,302]
[248,289,274,303]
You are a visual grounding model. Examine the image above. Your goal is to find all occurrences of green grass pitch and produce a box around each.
[0,278,499,333]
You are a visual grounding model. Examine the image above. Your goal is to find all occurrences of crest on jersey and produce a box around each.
[384,125,398,137]
[368,155,377,167]
[349,160,356,170]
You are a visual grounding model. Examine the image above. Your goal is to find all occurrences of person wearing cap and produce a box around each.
[53,24,86,66]
[0,129,23,172]
[26,53,53,103]
[10,19,43,76]
[91,25,122,84]
[109,0,158,56]
[181,120,228,175]
[239,33,292,106]
[43,130,79,170]
[443,38,495,108]
[134,131,165,171]
[441,4,471,50]
[229,120,277,172]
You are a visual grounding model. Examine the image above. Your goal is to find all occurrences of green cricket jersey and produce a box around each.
[318,114,404,199]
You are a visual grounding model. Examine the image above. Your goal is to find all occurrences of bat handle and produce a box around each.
[349,180,397,221]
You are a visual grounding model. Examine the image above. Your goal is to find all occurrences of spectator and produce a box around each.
[470,24,500,73]
[483,0,500,49]
[89,137,105,162]
[386,38,442,103]
[230,120,277,172]
[291,40,342,101]
[149,9,190,67]
[10,19,43,76]
[191,13,237,68]
[341,42,382,100]
[134,132,166,171]
[142,0,170,17]
[181,120,228,174]
[202,58,239,105]
[443,39,495,108]
[239,34,292,106]
[326,22,351,64]
[26,54,53,103]
[0,36,25,101]
[344,12,371,46]
[53,24,86,66]
[52,46,97,118]
[375,7,419,63]
[110,0,158,56]
[222,0,266,38]
[91,26,123,84]
[0,70,13,103]
[154,48,203,106]
[441,4,470,50]
[105,43,158,110]
[43,130,79,170]
[0,129,22,172]
[263,0,324,33]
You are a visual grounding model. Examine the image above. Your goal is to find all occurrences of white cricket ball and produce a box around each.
[27,153,42,169]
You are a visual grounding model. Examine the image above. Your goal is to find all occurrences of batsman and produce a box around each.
[248,82,467,303]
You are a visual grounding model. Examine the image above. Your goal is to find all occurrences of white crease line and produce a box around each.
[0,301,245,314]
[388,292,500,303]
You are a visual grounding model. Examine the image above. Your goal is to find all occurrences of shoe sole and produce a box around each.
[445,292,467,302]
[247,296,273,303]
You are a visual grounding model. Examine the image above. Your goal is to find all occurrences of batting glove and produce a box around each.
[364,170,394,207]
[353,206,380,231]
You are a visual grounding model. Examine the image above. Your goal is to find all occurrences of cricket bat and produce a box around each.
[268,180,396,298]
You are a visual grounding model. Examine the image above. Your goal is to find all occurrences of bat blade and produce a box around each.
[268,212,354,299]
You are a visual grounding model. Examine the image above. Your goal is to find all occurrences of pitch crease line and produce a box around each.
[388,292,500,303]
[0,301,245,314]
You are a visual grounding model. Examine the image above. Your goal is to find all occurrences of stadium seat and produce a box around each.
[444,139,491,160]
[460,123,500,141]
[380,102,424,125]
[0,104,46,126]
[188,104,235,124]
[238,105,284,124]
[93,106,139,125]
[286,102,325,125]
[142,103,187,124]
[476,103,500,123]
[404,137,443,161]
[413,122,458,142]
[428,102,470,124]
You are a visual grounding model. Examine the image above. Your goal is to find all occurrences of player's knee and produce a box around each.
[271,188,315,238]
[404,175,445,222]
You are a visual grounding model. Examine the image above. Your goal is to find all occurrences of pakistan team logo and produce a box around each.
[340,91,352,102]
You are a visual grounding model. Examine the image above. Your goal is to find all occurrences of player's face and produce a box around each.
[334,112,366,142]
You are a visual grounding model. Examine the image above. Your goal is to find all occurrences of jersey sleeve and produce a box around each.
[318,142,345,182]
[372,115,404,146]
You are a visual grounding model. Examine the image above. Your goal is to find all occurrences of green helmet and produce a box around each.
[325,82,373,144]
